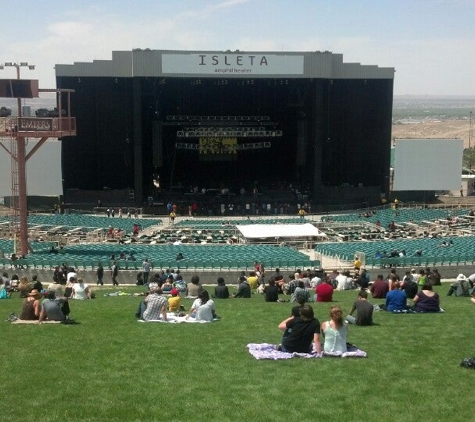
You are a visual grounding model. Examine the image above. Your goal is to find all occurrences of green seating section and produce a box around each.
[0,214,161,233]
[2,244,319,271]
[326,207,470,229]
[315,235,475,267]
[174,217,307,229]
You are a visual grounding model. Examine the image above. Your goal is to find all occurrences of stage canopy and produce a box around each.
[236,223,325,239]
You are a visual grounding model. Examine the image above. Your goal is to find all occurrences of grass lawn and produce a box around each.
[1,284,474,422]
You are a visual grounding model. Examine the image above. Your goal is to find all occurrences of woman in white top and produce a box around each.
[321,306,348,353]
[188,290,216,322]
[71,278,91,300]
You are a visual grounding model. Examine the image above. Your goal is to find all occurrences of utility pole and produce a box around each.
[470,111,473,171]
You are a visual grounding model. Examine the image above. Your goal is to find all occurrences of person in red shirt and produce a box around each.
[370,274,389,298]
[316,279,334,302]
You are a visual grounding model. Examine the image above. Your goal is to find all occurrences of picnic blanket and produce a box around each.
[389,308,445,314]
[247,343,367,359]
[11,320,61,324]
[138,313,219,324]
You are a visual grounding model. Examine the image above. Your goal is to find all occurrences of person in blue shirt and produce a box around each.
[384,278,407,312]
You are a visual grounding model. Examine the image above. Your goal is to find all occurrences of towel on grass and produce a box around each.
[138,312,219,323]
[247,343,367,359]
[389,308,445,314]
[11,320,62,325]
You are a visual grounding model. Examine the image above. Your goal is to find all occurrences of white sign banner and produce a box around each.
[162,53,304,75]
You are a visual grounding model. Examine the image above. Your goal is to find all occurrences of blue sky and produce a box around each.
[0,0,474,95]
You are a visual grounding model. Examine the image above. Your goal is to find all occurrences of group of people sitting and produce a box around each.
[349,267,443,313]
[277,303,349,354]
[2,269,93,323]
[135,274,219,322]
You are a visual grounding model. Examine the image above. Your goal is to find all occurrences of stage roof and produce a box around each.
[55,49,394,80]
[236,223,325,239]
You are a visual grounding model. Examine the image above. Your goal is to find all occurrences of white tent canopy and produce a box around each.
[236,223,325,239]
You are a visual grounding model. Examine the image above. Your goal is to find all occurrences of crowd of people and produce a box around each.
[1,268,94,323]
[2,258,475,352]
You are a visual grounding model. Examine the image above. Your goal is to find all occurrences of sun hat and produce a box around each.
[456,274,467,281]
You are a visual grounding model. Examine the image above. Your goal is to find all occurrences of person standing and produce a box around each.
[96,262,104,286]
[142,259,151,285]
[111,261,119,286]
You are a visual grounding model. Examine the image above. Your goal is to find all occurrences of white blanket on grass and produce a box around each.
[247,343,367,359]
[138,313,218,323]
[11,320,61,325]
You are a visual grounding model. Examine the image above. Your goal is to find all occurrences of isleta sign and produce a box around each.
[162,53,304,76]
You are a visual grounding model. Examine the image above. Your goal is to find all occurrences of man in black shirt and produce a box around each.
[278,305,321,354]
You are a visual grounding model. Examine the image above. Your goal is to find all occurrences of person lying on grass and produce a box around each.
[277,304,322,354]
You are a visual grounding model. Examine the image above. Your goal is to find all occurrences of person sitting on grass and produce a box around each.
[346,290,374,326]
[186,275,204,299]
[291,280,309,303]
[321,306,348,353]
[247,271,259,292]
[277,304,322,354]
[19,289,42,321]
[264,278,279,302]
[290,294,307,317]
[383,280,407,312]
[315,278,334,302]
[47,278,64,298]
[38,290,70,323]
[446,274,471,297]
[71,278,91,300]
[213,277,230,299]
[161,275,174,294]
[173,275,187,294]
[18,276,31,298]
[31,275,43,292]
[141,288,168,322]
[188,290,217,322]
[413,283,441,313]
[233,276,251,298]
[400,273,418,301]
[370,274,388,299]
[167,288,181,312]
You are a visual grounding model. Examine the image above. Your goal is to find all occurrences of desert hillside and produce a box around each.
[392,119,471,147]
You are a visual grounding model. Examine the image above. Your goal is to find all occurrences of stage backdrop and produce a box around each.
[0,139,62,197]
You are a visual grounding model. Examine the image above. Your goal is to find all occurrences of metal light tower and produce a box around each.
[0,62,76,256]
[469,111,473,171]
[1,62,35,255]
